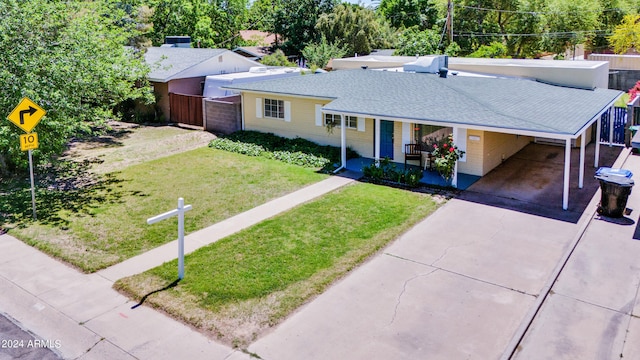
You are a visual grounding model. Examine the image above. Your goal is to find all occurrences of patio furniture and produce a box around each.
[404,143,422,169]
[422,151,433,171]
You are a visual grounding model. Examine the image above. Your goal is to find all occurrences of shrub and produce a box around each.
[208,138,265,157]
[210,131,358,170]
[362,158,422,188]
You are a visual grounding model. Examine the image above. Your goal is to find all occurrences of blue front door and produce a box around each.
[380,120,394,159]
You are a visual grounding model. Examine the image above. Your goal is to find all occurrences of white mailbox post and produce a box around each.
[147,198,192,279]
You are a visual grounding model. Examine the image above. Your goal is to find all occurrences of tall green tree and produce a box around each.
[302,38,349,69]
[609,13,640,53]
[452,0,503,55]
[149,0,248,48]
[589,0,626,53]
[273,0,338,56]
[316,4,395,56]
[0,0,153,175]
[506,0,546,58]
[394,26,442,55]
[377,0,440,30]
[247,0,284,33]
[541,0,601,56]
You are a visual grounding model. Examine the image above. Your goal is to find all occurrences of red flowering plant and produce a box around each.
[629,80,640,102]
[431,134,465,182]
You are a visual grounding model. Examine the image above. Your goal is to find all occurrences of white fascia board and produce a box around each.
[225,89,335,102]
[573,95,623,139]
[321,109,579,141]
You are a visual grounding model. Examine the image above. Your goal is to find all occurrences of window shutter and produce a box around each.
[284,101,291,122]
[256,98,262,118]
[357,117,365,132]
[315,105,323,126]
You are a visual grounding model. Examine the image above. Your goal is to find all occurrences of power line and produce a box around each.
[456,4,625,16]
[454,30,613,38]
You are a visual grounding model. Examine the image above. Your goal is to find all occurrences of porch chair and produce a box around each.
[404,143,422,169]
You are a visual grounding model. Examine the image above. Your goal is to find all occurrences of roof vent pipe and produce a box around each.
[439,67,448,78]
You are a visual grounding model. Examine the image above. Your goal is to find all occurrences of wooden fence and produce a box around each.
[169,93,203,127]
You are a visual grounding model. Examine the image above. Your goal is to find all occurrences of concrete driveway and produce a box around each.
[232,142,629,360]
[234,143,623,359]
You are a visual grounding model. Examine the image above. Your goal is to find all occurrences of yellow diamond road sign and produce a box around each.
[7,97,46,133]
[20,132,39,151]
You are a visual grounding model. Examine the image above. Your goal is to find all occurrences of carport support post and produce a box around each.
[341,114,347,168]
[374,118,381,164]
[452,127,460,188]
[579,133,585,189]
[595,116,601,168]
[563,139,571,211]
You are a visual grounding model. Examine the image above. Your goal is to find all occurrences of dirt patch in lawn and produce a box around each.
[63,121,216,174]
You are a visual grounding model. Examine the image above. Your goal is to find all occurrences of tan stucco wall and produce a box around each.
[588,54,640,71]
[243,92,538,177]
[243,93,376,157]
[457,129,483,176]
[482,131,533,176]
[448,58,610,89]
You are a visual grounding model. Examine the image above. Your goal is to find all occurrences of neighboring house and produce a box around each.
[223,60,623,210]
[233,30,278,61]
[145,47,262,123]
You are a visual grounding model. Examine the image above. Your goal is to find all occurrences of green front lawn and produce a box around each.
[4,147,326,272]
[115,182,439,347]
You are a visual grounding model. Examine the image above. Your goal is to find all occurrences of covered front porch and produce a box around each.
[345,157,481,190]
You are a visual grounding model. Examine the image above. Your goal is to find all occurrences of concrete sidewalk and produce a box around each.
[512,148,640,359]
[0,173,358,359]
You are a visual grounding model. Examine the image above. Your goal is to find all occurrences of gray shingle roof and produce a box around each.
[145,47,227,82]
[224,69,623,137]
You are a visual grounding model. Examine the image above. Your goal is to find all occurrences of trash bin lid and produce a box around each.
[595,167,633,178]
[595,173,635,186]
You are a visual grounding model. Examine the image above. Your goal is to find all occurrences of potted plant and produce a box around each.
[431,134,465,183]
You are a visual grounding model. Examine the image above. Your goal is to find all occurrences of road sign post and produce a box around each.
[7,98,46,220]
[28,150,36,220]
[147,198,193,279]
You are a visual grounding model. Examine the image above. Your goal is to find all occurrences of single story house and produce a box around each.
[145,47,262,121]
[223,64,623,210]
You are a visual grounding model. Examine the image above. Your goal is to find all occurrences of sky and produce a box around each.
[343,0,379,7]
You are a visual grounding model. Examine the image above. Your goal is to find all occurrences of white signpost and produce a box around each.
[147,198,192,279]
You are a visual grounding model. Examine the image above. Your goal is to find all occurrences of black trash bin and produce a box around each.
[595,172,634,218]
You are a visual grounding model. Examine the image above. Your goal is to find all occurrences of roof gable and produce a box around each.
[145,47,262,82]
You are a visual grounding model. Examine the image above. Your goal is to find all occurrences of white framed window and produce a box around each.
[325,114,357,129]
[264,98,284,119]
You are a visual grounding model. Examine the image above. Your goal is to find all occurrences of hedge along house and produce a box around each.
[224,66,623,210]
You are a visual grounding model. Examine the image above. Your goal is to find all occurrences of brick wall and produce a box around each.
[204,95,242,134]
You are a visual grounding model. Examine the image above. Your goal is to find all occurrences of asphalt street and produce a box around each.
[0,312,61,360]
